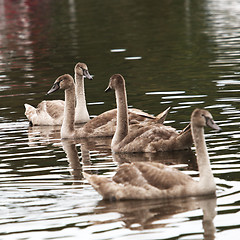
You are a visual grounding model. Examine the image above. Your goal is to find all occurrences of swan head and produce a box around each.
[105,74,125,92]
[191,108,221,131]
[74,62,93,80]
[47,74,74,95]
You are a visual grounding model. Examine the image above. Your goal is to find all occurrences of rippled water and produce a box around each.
[0,0,240,239]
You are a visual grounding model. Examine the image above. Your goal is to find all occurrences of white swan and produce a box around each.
[47,74,171,139]
[84,108,221,200]
[74,62,93,124]
[24,62,92,126]
[105,74,192,152]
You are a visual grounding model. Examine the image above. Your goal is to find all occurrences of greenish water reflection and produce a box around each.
[1,0,221,122]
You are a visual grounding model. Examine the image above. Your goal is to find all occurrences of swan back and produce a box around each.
[84,162,197,200]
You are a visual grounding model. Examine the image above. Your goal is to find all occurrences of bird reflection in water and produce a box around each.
[62,139,84,182]
[113,150,197,171]
[27,125,62,146]
[93,196,216,239]
[61,138,112,184]
[27,125,198,183]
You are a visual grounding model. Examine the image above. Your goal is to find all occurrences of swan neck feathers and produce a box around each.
[112,82,129,146]
[61,85,75,138]
[192,118,215,190]
[74,72,89,123]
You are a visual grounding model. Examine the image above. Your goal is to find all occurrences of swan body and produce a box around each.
[24,62,92,126]
[84,108,221,200]
[47,74,170,139]
[105,74,192,153]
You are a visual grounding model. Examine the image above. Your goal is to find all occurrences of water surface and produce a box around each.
[0,0,240,239]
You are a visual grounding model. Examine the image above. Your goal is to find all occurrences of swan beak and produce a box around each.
[105,86,111,92]
[83,69,93,80]
[46,83,60,95]
[206,118,222,131]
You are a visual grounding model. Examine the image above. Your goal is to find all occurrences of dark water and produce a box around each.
[0,0,240,239]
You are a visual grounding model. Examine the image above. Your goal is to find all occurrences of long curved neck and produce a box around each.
[192,124,215,189]
[112,86,129,146]
[61,86,75,138]
[75,73,90,124]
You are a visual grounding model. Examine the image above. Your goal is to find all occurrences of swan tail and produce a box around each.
[83,172,119,200]
[24,104,36,125]
[176,123,193,149]
[24,103,36,114]
[155,107,171,124]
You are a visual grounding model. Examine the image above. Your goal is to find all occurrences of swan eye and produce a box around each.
[203,115,212,127]
[204,116,210,122]
[204,115,214,124]
[204,116,222,131]
[80,67,93,80]
[79,67,86,74]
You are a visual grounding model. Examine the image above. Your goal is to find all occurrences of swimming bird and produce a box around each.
[105,74,192,152]
[84,108,221,200]
[24,62,92,126]
[47,74,170,139]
